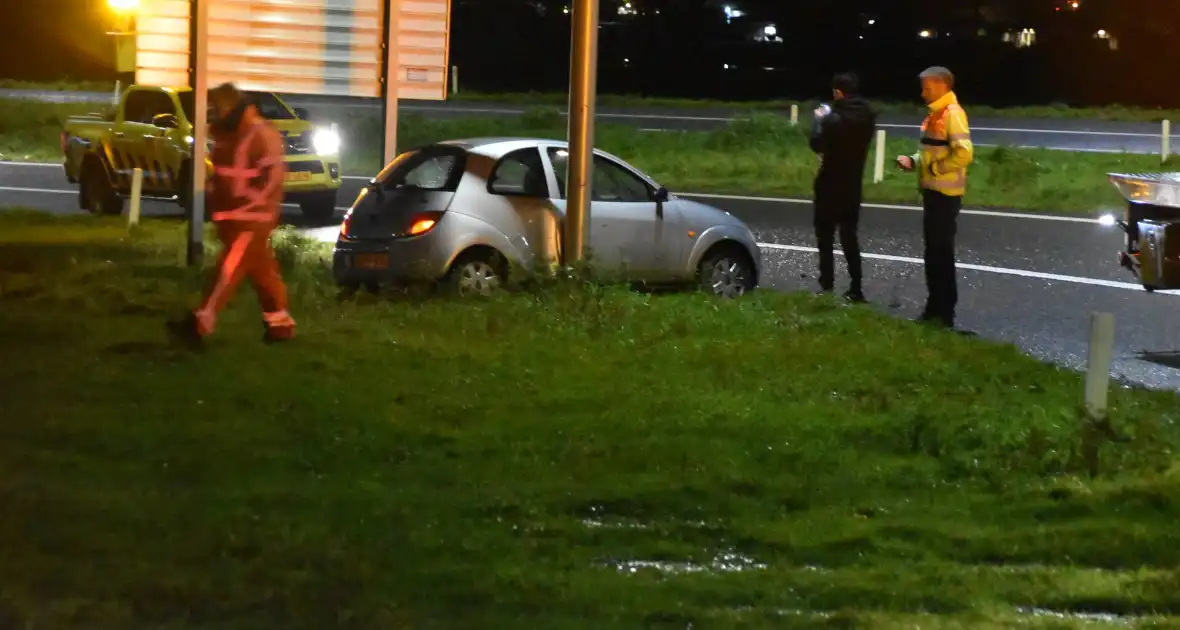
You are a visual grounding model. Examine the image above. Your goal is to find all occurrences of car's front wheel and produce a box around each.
[697,244,756,298]
[80,160,123,216]
[447,248,508,297]
[299,191,338,224]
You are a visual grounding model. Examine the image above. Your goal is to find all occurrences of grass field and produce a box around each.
[6,79,1180,123]
[2,209,1180,628]
[5,96,1160,214]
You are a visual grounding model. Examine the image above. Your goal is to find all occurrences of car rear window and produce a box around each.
[377,146,467,192]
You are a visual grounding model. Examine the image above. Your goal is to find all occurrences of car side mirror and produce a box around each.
[653,186,669,203]
[293,107,310,119]
[152,113,179,129]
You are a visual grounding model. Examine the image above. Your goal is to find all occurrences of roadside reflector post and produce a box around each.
[1163,120,1171,163]
[1084,312,1116,420]
[452,65,459,95]
[113,80,121,105]
[873,129,886,183]
[789,104,798,126]
[128,167,143,227]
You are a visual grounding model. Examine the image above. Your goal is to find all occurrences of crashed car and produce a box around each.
[1107,171,1180,292]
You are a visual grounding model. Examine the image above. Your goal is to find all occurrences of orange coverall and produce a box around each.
[192,105,295,339]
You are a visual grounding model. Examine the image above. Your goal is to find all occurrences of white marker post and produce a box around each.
[113,80,121,105]
[451,65,459,95]
[789,104,798,126]
[128,167,143,227]
[873,129,886,183]
[1084,312,1116,419]
[1163,120,1171,163]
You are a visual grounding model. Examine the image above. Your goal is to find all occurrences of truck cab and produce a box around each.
[62,85,343,222]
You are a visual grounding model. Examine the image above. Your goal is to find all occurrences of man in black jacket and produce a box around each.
[809,72,878,303]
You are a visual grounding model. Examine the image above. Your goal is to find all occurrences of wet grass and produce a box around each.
[3,209,1180,628]
[0,96,1168,213]
[10,80,1180,123]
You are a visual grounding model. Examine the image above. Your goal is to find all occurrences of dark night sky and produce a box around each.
[2,0,1176,106]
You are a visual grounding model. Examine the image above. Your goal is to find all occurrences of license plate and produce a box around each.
[285,171,312,182]
[354,253,388,270]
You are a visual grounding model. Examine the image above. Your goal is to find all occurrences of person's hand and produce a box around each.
[813,107,826,118]
[896,155,915,171]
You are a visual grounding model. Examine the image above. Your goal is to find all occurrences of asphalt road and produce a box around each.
[2,88,1175,155]
[4,159,1180,391]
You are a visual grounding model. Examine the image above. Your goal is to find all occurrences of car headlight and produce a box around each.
[313,128,341,154]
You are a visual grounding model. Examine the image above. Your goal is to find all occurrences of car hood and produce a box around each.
[676,197,750,231]
[271,119,315,134]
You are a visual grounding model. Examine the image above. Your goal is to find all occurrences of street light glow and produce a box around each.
[108,0,140,11]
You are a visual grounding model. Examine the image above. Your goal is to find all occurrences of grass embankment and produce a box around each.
[3,209,1180,628]
[1,96,1163,213]
[8,79,1180,123]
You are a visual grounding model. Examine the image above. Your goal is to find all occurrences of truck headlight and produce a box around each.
[313,128,341,154]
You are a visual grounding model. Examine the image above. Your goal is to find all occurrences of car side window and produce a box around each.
[122,91,151,124]
[381,149,466,192]
[592,155,651,203]
[144,92,175,122]
[489,148,548,197]
[404,155,458,188]
[545,148,651,202]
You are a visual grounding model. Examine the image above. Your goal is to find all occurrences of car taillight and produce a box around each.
[340,208,353,238]
[407,211,444,236]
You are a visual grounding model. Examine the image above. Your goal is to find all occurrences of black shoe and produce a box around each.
[166,313,204,350]
[843,290,867,304]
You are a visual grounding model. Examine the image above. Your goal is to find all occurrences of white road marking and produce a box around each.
[683,192,1105,224]
[759,242,1175,294]
[0,174,1113,225]
[0,185,72,195]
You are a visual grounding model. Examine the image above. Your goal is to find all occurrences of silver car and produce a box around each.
[332,138,762,297]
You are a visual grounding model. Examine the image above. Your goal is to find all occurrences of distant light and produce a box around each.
[1096,29,1107,36]
[1071,1,1079,7]
[867,19,876,25]
[108,0,139,10]
[723,63,730,69]
[919,29,932,38]
[764,25,776,37]
[1098,213,1117,226]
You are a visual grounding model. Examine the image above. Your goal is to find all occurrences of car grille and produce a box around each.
[286,160,325,174]
[281,131,313,155]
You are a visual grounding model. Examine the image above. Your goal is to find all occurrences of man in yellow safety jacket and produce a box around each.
[895,66,974,329]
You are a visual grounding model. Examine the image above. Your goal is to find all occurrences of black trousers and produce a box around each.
[921,190,962,323]
[814,197,862,292]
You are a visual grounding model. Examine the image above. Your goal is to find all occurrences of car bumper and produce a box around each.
[281,155,342,194]
[332,234,454,286]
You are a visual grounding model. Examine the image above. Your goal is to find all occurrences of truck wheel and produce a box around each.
[299,192,338,224]
[81,162,123,216]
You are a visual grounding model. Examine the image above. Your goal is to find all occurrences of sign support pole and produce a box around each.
[564,0,599,265]
[187,0,210,267]
[381,0,400,167]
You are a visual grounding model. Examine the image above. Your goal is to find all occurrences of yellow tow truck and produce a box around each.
[61,85,343,222]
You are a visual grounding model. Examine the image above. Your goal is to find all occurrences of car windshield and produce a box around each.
[376,146,467,192]
[175,90,295,123]
[246,92,296,120]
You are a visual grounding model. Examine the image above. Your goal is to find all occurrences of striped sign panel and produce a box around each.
[134,0,451,100]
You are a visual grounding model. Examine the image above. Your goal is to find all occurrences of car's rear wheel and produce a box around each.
[697,244,756,298]
[447,248,507,297]
[80,160,123,216]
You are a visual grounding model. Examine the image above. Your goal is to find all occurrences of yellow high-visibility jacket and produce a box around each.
[910,91,974,197]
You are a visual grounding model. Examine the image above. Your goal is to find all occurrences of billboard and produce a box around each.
[134,0,451,100]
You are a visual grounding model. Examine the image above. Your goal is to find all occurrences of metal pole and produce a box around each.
[1163,120,1171,164]
[187,0,209,267]
[564,0,599,264]
[381,0,400,167]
